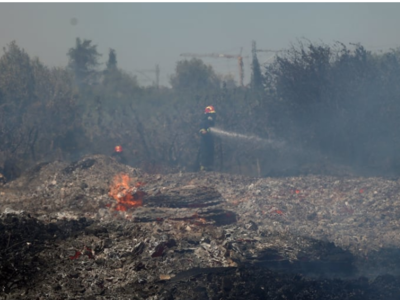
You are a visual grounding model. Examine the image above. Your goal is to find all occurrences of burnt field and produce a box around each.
[1,155,400,299]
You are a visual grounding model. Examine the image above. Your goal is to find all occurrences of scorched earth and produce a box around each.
[1,155,400,299]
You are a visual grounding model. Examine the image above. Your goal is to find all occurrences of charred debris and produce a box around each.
[1,155,400,299]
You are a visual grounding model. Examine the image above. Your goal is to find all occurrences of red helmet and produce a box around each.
[114,145,123,153]
[204,105,216,114]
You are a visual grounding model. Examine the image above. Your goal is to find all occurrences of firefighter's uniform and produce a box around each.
[199,106,216,171]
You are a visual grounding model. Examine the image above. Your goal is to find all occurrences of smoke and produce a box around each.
[210,126,335,177]
[211,127,286,149]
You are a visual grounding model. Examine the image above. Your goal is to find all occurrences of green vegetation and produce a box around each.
[1,39,400,177]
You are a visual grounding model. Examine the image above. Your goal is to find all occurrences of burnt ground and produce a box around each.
[1,155,400,299]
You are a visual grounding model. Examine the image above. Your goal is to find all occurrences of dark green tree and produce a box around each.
[67,38,101,84]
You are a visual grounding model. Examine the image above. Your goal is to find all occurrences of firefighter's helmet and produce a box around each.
[204,106,216,114]
[114,145,123,153]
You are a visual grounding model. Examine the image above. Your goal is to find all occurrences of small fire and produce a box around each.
[108,173,146,211]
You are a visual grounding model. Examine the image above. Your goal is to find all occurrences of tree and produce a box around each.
[67,38,101,85]
[30,58,79,160]
[0,42,79,168]
[250,41,263,90]
[0,41,35,107]
[0,41,35,163]
[106,48,117,71]
[263,40,400,174]
[221,74,237,90]
[170,58,221,91]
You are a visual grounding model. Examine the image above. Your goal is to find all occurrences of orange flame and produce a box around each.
[108,173,146,211]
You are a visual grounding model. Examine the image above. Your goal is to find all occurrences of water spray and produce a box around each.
[210,127,286,149]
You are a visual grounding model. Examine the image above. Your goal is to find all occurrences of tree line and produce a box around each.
[1,38,400,179]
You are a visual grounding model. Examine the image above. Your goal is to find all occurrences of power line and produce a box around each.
[135,64,160,88]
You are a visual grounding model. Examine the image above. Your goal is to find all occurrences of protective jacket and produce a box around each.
[199,114,216,171]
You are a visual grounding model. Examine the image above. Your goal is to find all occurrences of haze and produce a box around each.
[1,2,400,86]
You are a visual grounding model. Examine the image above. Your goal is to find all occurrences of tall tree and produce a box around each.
[0,41,35,107]
[30,58,79,159]
[170,58,221,91]
[0,42,79,166]
[250,41,263,90]
[67,38,101,85]
[106,48,117,71]
[0,41,35,160]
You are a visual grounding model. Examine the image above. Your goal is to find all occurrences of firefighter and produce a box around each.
[199,105,216,171]
[112,145,128,164]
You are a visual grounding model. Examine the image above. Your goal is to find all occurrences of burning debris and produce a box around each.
[108,173,145,211]
[1,155,400,298]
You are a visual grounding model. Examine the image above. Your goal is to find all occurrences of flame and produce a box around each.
[108,173,146,211]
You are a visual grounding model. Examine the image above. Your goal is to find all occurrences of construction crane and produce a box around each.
[135,64,160,88]
[180,51,247,87]
[252,40,283,64]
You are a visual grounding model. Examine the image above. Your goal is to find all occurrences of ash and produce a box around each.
[1,155,400,299]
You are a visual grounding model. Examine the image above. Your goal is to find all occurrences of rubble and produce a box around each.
[1,154,400,299]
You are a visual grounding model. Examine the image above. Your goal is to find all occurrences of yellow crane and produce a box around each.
[180,51,247,87]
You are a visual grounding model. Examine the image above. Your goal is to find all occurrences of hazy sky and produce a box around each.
[1,2,400,86]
